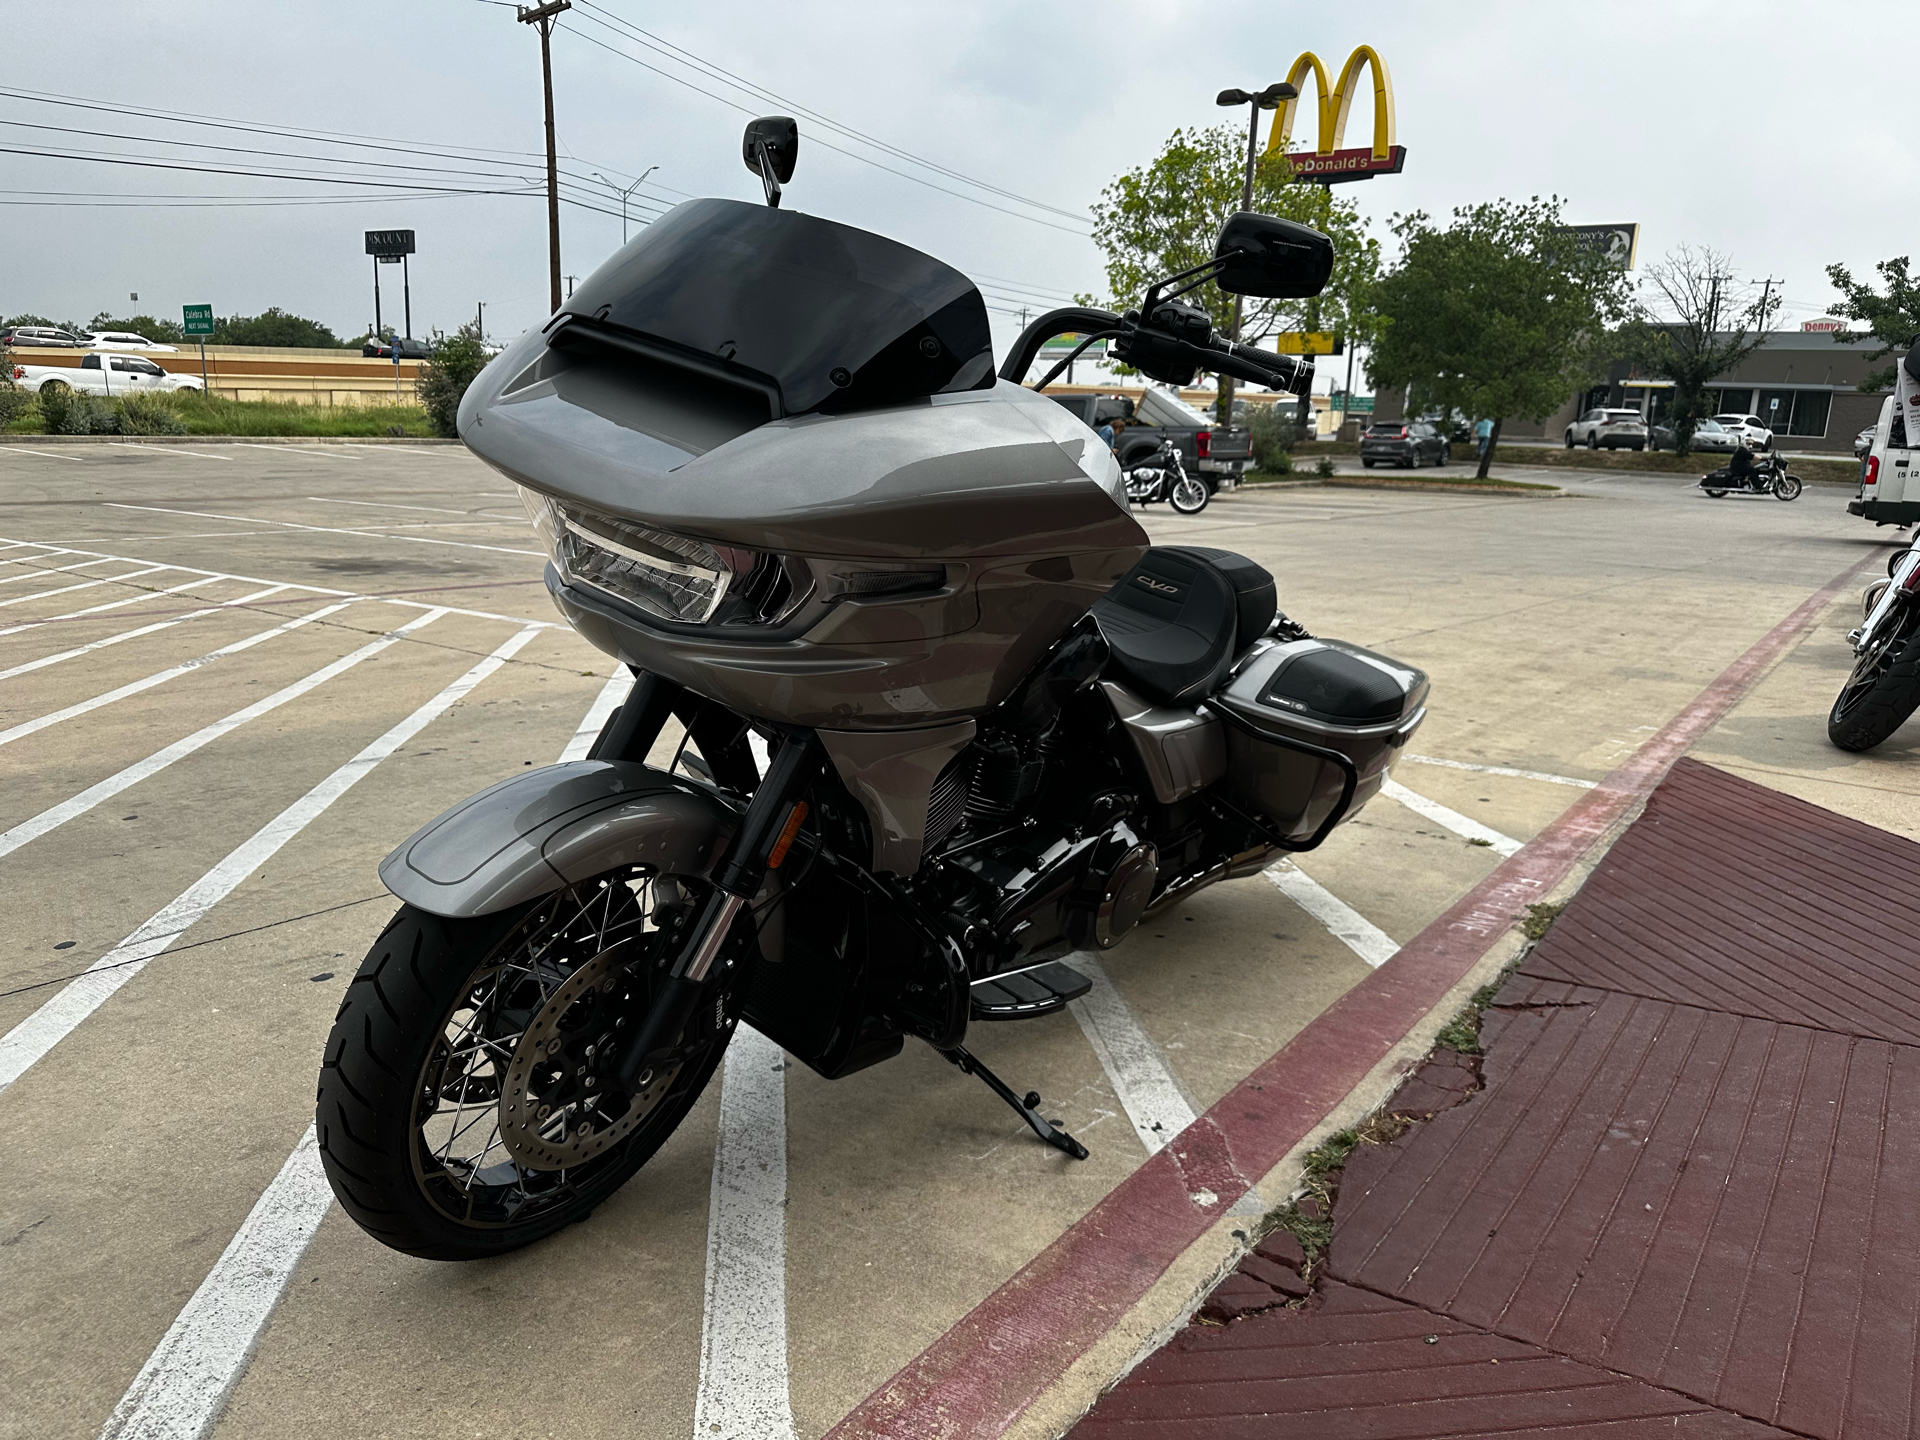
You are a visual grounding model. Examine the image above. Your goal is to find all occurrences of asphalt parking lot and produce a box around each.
[1,440,1913,1440]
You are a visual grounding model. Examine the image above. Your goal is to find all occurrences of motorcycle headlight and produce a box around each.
[519,487,806,627]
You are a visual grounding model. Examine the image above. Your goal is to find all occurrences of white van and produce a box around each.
[1849,395,1920,527]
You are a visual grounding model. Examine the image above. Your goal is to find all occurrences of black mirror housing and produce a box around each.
[1214,212,1334,298]
[742,116,799,184]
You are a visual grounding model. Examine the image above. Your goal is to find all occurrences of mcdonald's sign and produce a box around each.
[1263,46,1406,184]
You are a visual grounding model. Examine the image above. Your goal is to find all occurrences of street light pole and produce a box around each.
[593,165,658,246]
[1213,81,1295,428]
[517,0,571,314]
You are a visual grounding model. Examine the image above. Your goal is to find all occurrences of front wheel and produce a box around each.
[1773,475,1803,501]
[1588,433,1600,450]
[1564,431,1574,449]
[316,869,746,1260]
[1169,475,1209,513]
[1829,622,1920,751]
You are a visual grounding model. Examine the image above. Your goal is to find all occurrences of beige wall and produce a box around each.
[15,344,428,407]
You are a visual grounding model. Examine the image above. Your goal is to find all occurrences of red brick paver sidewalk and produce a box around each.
[1075,759,1920,1438]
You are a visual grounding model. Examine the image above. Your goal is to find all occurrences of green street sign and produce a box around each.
[182,304,214,338]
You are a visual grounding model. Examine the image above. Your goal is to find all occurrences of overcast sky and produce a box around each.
[5,0,1911,368]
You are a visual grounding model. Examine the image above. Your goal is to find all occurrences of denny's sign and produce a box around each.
[1264,46,1405,184]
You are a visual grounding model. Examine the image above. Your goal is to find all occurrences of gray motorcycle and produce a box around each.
[316,118,1430,1259]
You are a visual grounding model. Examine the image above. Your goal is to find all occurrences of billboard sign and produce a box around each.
[365,229,416,258]
[1554,223,1640,270]
[1801,318,1847,333]
[1265,47,1404,185]
[1039,332,1108,359]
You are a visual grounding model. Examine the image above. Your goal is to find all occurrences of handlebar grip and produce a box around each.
[1211,339,1315,397]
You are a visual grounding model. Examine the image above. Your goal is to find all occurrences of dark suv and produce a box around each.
[1361,420,1448,469]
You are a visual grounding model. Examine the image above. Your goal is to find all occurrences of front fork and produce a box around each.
[1851,547,1920,655]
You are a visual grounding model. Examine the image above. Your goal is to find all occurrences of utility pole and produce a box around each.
[517,0,571,314]
[1750,275,1783,329]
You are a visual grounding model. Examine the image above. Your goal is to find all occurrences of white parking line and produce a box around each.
[0,584,291,685]
[1401,753,1598,789]
[227,443,342,461]
[0,565,169,611]
[91,669,639,1438]
[557,671,634,762]
[96,1128,334,1440]
[107,444,234,462]
[4,448,92,461]
[0,575,219,638]
[305,496,472,516]
[1381,777,1523,857]
[0,601,349,750]
[0,623,540,1097]
[1263,860,1400,969]
[109,503,544,558]
[0,611,447,862]
[695,1024,798,1440]
[0,556,113,586]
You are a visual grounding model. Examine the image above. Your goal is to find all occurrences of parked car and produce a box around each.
[1360,419,1448,468]
[1856,426,1876,459]
[1564,407,1648,450]
[1048,387,1253,486]
[1650,417,1740,453]
[81,330,179,352]
[1,325,85,348]
[363,336,432,359]
[12,353,204,395]
[1711,413,1774,449]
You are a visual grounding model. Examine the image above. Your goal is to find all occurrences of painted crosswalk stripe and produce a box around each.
[0,600,349,750]
[0,623,539,1098]
[694,1024,798,1440]
[557,670,634,762]
[0,611,447,863]
[1381,777,1522,856]
[1401,753,1597,789]
[89,668,636,1439]
[1263,860,1400,968]
[96,1128,334,1440]
[0,575,219,638]
[0,583,292,684]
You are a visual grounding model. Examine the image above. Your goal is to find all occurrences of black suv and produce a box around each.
[1360,420,1448,468]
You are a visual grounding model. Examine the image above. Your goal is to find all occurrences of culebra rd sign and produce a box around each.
[1265,45,1406,184]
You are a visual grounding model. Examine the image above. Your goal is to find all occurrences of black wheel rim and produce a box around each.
[408,870,730,1230]
[1834,629,1903,724]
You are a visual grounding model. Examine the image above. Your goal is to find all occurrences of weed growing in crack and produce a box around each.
[1268,1113,1412,1287]
[1519,900,1565,941]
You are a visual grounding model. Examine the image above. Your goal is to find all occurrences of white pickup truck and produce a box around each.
[10,352,204,396]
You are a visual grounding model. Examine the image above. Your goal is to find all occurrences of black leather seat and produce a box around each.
[1091,547,1277,706]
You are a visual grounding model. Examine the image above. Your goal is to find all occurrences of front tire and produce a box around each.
[1773,475,1802,501]
[1169,475,1209,513]
[1564,431,1574,449]
[1830,623,1920,751]
[1588,433,1600,450]
[316,870,745,1260]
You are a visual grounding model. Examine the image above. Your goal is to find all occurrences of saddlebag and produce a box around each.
[1208,639,1428,847]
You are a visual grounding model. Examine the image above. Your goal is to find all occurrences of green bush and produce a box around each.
[0,338,30,429]
[415,323,492,438]
[212,308,343,348]
[1246,403,1299,471]
[118,390,188,435]
[1314,455,1336,478]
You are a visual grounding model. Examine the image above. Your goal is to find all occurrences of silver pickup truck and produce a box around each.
[10,352,204,396]
[1047,386,1254,487]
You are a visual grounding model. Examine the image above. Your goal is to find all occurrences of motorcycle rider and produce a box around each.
[1728,439,1762,488]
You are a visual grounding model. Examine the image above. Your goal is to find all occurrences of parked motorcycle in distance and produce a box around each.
[1700,449,1802,501]
[1831,540,1920,750]
[314,115,1430,1261]
[1123,436,1211,514]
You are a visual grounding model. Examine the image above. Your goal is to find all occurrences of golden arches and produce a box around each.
[1265,46,1396,162]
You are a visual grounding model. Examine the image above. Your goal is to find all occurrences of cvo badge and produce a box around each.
[1135,574,1183,596]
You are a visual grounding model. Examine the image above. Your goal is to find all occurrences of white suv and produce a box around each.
[1564,407,1648,451]
[1711,413,1774,450]
[83,330,179,352]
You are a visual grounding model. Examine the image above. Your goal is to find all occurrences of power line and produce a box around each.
[572,0,1089,225]
[559,14,1090,236]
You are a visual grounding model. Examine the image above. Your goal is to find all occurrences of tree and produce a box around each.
[1618,246,1778,456]
[1089,124,1380,416]
[1368,196,1632,478]
[415,323,492,438]
[88,312,188,344]
[1825,255,1920,392]
[213,308,342,348]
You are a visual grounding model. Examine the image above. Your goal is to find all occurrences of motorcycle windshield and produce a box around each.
[557,198,994,418]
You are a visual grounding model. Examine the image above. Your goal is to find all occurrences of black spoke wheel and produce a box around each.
[317,868,749,1260]
[1829,618,1920,752]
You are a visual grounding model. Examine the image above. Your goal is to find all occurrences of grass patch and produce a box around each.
[1269,1112,1412,1278]
[1329,473,1561,492]
[1519,900,1565,941]
[4,392,432,437]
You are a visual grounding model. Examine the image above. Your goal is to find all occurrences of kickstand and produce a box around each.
[941,1045,1089,1160]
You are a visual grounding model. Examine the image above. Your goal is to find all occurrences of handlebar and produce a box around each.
[998,305,1317,398]
[1206,337,1315,398]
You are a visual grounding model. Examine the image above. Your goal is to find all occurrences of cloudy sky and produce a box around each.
[4,0,1910,363]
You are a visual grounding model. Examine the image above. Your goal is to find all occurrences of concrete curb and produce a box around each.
[0,435,460,446]
[1243,477,1564,498]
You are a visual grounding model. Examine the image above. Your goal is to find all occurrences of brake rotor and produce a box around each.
[497,944,680,1171]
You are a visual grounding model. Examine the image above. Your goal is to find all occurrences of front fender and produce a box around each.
[379,761,739,918]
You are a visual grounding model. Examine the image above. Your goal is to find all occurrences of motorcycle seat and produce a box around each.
[1091,546,1277,706]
